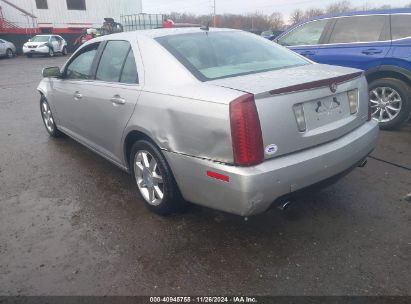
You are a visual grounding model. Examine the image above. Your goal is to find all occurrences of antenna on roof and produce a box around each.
[200,21,210,31]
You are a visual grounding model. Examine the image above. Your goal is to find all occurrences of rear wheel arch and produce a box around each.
[366,67,411,88]
[124,130,161,170]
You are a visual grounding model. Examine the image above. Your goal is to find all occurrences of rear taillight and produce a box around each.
[230,94,264,166]
[368,94,372,121]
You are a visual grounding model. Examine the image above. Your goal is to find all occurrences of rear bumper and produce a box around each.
[164,121,379,216]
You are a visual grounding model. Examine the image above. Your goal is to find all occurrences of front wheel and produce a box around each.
[48,47,54,57]
[62,46,67,56]
[6,49,13,58]
[130,140,186,215]
[40,96,63,137]
[369,78,411,130]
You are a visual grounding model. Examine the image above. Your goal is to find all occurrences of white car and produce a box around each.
[23,35,68,57]
[0,39,16,58]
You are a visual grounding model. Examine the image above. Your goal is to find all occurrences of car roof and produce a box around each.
[90,27,239,42]
[283,7,411,34]
[303,7,411,23]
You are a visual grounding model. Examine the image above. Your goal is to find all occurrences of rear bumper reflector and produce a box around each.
[207,171,230,182]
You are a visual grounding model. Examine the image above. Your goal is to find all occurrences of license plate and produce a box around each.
[304,93,350,130]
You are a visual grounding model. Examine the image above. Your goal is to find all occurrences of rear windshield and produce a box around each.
[156,31,309,81]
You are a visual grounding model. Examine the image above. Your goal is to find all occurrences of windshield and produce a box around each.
[31,36,50,42]
[156,31,309,81]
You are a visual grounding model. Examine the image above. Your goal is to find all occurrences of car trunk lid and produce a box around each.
[209,64,369,160]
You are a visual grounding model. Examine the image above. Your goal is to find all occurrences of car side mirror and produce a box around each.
[42,66,62,78]
[28,39,32,42]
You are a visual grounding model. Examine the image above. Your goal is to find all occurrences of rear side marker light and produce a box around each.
[230,94,264,166]
[293,103,306,132]
[207,171,230,182]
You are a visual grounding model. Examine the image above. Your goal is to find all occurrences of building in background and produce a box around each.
[0,0,142,51]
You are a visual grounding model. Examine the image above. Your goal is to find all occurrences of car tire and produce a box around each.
[40,96,63,138]
[130,140,186,215]
[369,78,411,130]
[48,47,54,57]
[62,46,67,56]
[27,54,33,58]
[6,49,13,58]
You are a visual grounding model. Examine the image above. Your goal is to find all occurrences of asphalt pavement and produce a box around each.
[0,56,410,296]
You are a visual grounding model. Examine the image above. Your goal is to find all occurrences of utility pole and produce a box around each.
[212,0,216,27]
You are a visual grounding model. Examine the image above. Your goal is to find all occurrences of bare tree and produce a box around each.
[269,12,285,31]
[377,5,392,9]
[289,9,305,25]
[304,8,324,19]
[326,0,353,14]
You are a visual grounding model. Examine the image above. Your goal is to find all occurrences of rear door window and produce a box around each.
[278,19,329,46]
[120,49,138,84]
[329,15,388,43]
[391,14,411,40]
[96,40,130,82]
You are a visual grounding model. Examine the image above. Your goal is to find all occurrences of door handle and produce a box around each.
[300,50,316,56]
[362,49,383,55]
[73,91,82,100]
[110,95,126,105]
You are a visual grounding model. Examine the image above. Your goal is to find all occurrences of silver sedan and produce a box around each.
[0,39,16,58]
[38,28,379,216]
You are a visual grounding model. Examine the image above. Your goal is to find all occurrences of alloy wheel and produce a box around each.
[6,49,13,58]
[134,150,164,206]
[370,87,402,123]
[41,100,55,133]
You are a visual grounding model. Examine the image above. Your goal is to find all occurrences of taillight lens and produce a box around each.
[230,94,264,166]
[292,103,306,132]
[347,89,359,114]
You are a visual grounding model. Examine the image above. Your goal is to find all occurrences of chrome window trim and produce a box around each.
[280,13,411,47]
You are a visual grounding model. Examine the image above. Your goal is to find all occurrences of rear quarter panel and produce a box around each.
[123,89,237,163]
[382,37,411,71]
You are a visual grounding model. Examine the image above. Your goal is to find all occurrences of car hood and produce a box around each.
[208,63,363,95]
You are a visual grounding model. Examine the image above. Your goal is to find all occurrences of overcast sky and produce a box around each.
[142,0,411,20]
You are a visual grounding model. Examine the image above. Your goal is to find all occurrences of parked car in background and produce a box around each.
[276,8,411,129]
[38,28,378,216]
[261,30,284,41]
[23,35,67,57]
[0,39,16,58]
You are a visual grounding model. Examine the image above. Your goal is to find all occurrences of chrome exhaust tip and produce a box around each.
[358,159,368,168]
[278,200,291,211]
